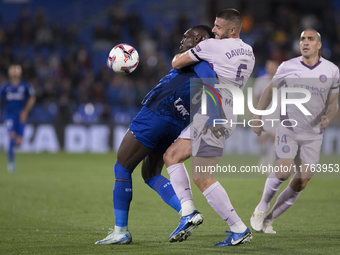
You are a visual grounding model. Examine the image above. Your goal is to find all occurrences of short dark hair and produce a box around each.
[302,28,321,42]
[192,25,215,39]
[216,8,242,32]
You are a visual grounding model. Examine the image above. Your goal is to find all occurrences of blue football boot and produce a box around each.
[169,210,203,242]
[214,228,252,246]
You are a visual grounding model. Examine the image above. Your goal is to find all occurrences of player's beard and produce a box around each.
[218,28,232,39]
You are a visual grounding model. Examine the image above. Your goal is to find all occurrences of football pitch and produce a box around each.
[1,152,339,255]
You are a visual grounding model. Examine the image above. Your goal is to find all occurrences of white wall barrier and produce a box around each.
[0,124,339,154]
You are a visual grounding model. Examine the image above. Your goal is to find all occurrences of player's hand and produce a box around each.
[202,125,226,139]
[20,111,28,123]
[319,115,330,130]
[251,119,266,136]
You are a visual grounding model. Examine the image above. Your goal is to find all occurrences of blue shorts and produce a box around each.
[4,115,25,137]
[129,106,183,154]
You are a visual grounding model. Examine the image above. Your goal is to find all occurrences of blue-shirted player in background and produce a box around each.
[95,25,216,245]
[0,64,36,172]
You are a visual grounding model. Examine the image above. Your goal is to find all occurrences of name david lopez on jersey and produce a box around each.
[225,48,254,60]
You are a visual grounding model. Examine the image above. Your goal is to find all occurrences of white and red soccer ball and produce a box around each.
[107,43,139,74]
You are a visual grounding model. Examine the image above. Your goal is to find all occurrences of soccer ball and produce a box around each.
[107,44,139,74]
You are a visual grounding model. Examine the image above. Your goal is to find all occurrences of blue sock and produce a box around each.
[145,174,181,213]
[7,138,15,164]
[113,162,132,227]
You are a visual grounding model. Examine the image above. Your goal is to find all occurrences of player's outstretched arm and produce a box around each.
[172,50,196,69]
[20,96,36,123]
[252,82,276,136]
[320,92,339,130]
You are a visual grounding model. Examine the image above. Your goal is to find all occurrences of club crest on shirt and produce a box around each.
[319,75,327,83]
[282,145,290,153]
[195,45,202,52]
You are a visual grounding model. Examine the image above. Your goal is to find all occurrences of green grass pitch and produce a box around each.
[1,152,340,254]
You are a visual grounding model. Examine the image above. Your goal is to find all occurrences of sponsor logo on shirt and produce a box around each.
[6,92,24,100]
[174,97,189,117]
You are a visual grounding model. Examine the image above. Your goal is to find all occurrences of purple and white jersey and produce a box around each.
[189,38,255,92]
[272,56,340,135]
[188,38,255,151]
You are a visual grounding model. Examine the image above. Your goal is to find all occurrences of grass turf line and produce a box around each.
[0,152,339,254]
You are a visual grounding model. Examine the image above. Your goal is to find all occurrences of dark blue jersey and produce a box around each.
[0,81,35,117]
[142,61,217,129]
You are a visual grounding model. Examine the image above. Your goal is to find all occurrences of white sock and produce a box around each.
[114,226,128,233]
[229,220,247,233]
[181,200,196,216]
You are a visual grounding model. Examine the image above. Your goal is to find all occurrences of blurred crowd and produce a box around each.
[0,2,340,125]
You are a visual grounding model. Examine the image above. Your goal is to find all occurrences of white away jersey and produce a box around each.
[189,38,255,91]
[272,56,340,135]
[188,38,255,150]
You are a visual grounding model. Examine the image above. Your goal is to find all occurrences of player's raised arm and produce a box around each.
[172,50,196,69]
[252,82,276,136]
[320,92,339,130]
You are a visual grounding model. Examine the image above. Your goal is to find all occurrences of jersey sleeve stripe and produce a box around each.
[190,49,203,61]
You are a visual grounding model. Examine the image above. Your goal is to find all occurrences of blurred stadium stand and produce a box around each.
[0,0,339,127]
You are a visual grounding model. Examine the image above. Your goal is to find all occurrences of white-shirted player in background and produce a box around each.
[253,60,279,168]
[165,9,255,246]
[250,29,339,233]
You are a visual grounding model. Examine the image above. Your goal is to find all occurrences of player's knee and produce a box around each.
[275,171,290,181]
[16,137,23,146]
[164,148,179,167]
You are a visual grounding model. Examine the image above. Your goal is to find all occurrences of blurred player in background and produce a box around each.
[253,60,279,168]
[251,29,339,233]
[0,64,36,172]
[95,25,216,245]
[167,8,255,246]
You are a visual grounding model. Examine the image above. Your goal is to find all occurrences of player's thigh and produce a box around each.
[5,118,17,138]
[274,129,299,179]
[163,138,191,167]
[141,152,164,180]
[289,138,321,190]
[299,137,322,172]
[117,130,150,171]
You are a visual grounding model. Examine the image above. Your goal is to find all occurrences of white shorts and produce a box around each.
[191,110,236,157]
[274,126,323,166]
[178,125,190,139]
